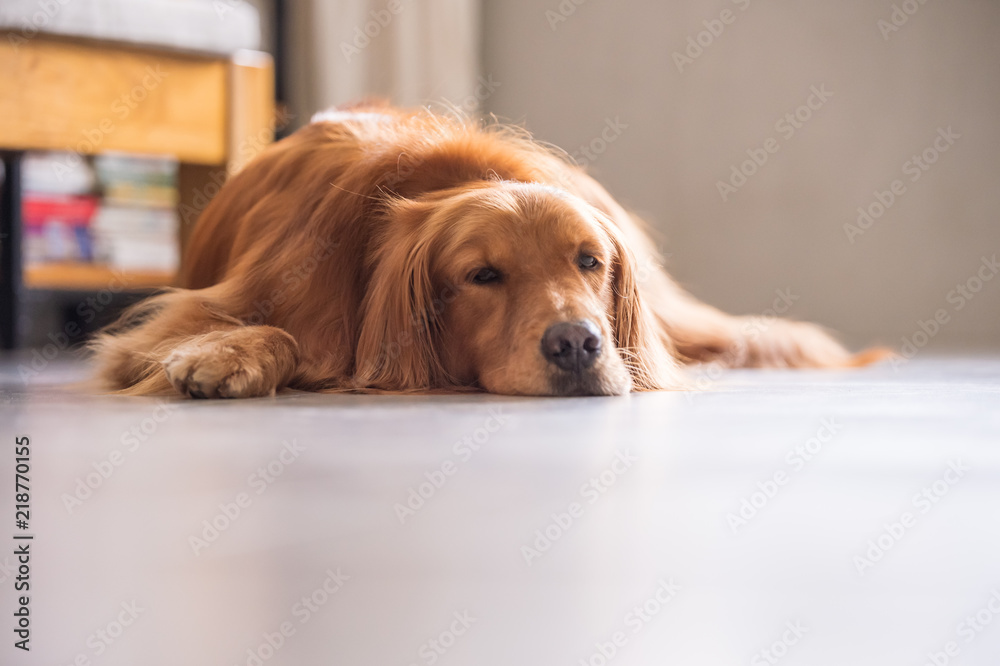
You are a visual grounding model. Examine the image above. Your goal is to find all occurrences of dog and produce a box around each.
[92,104,885,398]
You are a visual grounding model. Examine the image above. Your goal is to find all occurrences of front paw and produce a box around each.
[161,329,295,398]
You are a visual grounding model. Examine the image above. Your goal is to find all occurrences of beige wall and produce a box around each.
[483,0,1000,351]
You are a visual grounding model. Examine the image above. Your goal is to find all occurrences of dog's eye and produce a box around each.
[578,254,599,270]
[469,267,501,285]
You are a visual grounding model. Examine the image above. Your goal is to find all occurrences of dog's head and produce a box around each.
[355,181,673,395]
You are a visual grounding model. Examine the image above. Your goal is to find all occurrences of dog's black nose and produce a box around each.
[541,320,602,373]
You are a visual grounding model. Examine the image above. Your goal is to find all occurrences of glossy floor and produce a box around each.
[1,354,999,665]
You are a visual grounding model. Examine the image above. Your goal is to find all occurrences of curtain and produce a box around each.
[285,0,481,125]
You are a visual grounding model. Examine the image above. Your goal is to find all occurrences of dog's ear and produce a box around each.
[354,200,451,390]
[599,216,678,390]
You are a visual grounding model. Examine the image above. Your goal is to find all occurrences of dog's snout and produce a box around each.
[541,320,602,373]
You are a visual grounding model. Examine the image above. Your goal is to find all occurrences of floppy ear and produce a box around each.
[600,218,679,390]
[354,202,451,391]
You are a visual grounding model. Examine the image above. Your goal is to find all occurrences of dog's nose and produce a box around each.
[541,320,602,373]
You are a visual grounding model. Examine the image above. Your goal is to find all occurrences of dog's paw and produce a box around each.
[161,328,297,399]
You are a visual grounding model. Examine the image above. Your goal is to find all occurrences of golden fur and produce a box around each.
[92,104,886,398]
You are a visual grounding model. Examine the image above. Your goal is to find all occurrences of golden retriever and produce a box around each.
[92,104,884,398]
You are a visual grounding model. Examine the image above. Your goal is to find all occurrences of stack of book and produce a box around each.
[92,153,180,273]
[21,151,181,275]
[22,152,99,264]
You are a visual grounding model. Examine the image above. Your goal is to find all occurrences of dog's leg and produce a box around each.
[628,257,891,368]
[92,290,300,397]
[652,285,867,368]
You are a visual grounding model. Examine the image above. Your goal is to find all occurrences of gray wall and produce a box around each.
[483,0,1000,351]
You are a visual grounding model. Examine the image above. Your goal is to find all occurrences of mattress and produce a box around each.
[0,0,260,55]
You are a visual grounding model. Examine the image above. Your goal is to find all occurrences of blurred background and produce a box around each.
[1,0,998,351]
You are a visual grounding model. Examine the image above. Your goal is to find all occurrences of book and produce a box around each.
[91,205,179,272]
[22,194,99,263]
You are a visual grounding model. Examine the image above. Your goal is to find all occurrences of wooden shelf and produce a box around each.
[0,36,228,164]
[25,263,175,291]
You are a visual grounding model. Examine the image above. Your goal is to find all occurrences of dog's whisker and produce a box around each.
[328,181,382,201]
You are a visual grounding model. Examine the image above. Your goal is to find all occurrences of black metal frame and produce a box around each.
[273,0,291,140]
[0,151,22,350]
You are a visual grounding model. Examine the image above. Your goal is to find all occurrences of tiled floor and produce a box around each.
[1,354,999,665]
